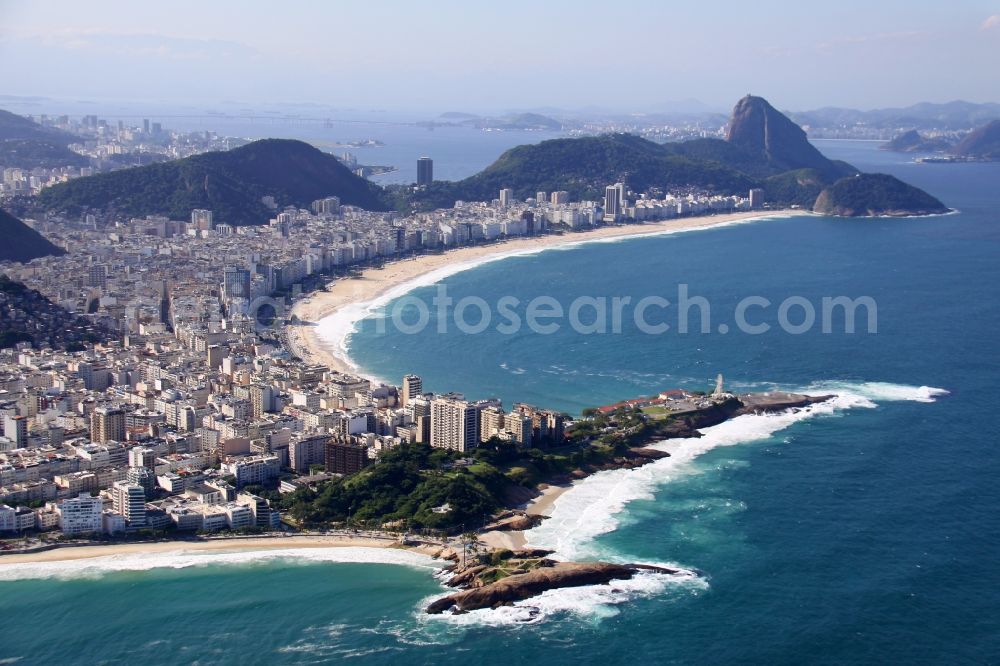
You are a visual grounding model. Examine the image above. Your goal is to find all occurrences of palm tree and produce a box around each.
[460,531,479,567]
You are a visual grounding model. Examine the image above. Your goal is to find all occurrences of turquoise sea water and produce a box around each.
[3,141,999,664]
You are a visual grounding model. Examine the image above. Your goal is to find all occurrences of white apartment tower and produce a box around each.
[430,396,480,453]
[58,494,104,535]
[112,481,147,529]
[603,183,626,222]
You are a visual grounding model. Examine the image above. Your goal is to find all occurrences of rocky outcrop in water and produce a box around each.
[427,560,684,614]
[813,173,949,217]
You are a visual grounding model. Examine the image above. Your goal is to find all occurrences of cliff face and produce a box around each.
[726,95,856,180]
[951,119,1000,159]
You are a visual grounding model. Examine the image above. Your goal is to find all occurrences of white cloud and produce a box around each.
[982,15,1000,30]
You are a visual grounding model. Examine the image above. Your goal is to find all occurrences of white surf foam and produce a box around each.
[315,212,794,380]
[524,381,948,561]
[0,546,437,582]
[803,380,950,403]
[424,568,706,627]
[446,380,946,624]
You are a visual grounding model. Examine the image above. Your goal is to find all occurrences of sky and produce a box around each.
[1,0,999,114]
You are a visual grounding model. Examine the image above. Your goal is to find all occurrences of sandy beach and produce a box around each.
[480,482,575,550]
[287,209,793,377]
[0,533,419,565]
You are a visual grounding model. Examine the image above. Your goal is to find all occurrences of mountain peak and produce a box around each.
[951,119,1000,159]
[726,95,854,179]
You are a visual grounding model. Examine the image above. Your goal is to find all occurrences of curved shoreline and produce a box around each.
[0,534,409,564]
[287,210,797,380]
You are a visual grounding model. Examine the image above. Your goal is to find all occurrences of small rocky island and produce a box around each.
[813,173,950,217]
[427,549,688,614]
[881,129,955,154]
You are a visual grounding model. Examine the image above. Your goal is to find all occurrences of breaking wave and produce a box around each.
[523,381,948,561]
[0,547,437,582]
[424,567,706,627]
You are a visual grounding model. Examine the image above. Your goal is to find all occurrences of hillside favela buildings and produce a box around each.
[0,168,761,540]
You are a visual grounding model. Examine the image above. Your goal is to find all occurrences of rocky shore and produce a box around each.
[471,390,834,599]
[426,549,687,614]
[639,392,833,439]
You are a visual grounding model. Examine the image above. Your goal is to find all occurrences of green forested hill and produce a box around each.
[37,139,392,224]
[0,208,65,263]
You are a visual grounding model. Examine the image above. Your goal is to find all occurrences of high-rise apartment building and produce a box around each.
[430,395,480,453]
[223,266,252,301]
[479,405,505,443]
[191,209,214,230]
[249,384,275,419]
[603,183,626,222]
[112,481,147,529]
[91,406,125,444]
[58,494,104,535]
[417,157,433,186]
[401,375,423,406]
[324,438,372,475]
[127,466,157,498]
[3,415,27,449]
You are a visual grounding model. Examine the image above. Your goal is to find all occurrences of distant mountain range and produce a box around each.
[36,139,393,225]
[0,109,88,169]
[880,118,1000,159]
[790,100,1000,132]
[433,112,568,131]
[0,208,65,263]
[29,96,947,221]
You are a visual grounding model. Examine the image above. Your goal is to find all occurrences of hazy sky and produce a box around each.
[1,0,998,113]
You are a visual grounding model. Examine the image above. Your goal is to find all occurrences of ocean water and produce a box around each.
[3,141,999,664]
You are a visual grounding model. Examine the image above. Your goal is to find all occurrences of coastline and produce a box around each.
[0,533,439,566]
[0,209,803,573]
[286,209,796,378]
[480,483,574,551]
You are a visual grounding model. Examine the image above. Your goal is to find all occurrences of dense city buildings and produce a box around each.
[0,122,759,539]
